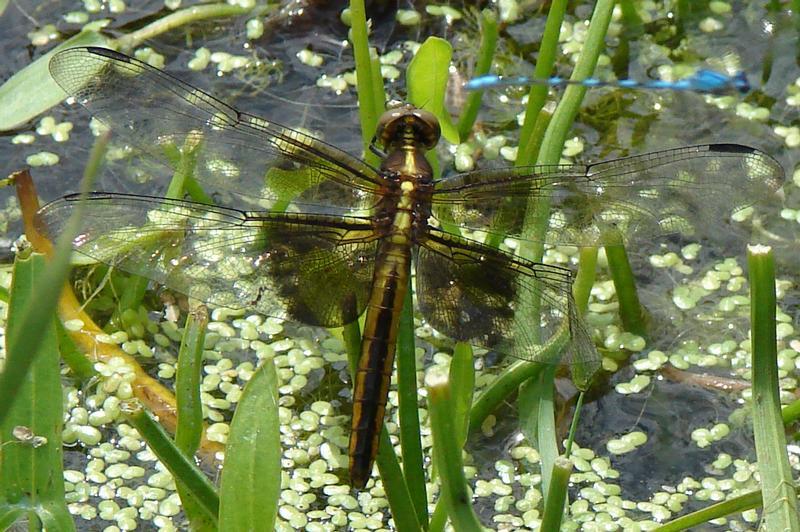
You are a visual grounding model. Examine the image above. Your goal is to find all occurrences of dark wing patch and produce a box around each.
[36,193,378,327]
[416,230,599,388]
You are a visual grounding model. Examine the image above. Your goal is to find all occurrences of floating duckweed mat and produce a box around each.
[0,1,798,530]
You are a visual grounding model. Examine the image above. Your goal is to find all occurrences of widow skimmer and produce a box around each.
[37,47,784,488]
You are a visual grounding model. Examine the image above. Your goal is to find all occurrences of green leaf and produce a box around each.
[407,37,459,144]
[427,376,481,531]
[456,9,498,140]
[219,360,281,531]
[518,365,558,500]
[0,170,88,426]
[56,320,96,381]
[449,342,475,447]
[396,283,427,525]
[540,457,572,530]
[124,405,219,523]
[174,306,213,531]
[0,30,108,131]
[175,307,208,457]
[748,246,800,530]
[348,0,383,166]
[0,252,74,531]
[0,507,27,529]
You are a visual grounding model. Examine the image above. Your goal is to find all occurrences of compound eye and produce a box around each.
[375,109,405,147]
[411,109,441,149]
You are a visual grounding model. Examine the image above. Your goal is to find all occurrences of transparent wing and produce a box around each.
[35,193,379,327]
[416,230,599,387]
[49,47,384,214]
[432,144,784,246]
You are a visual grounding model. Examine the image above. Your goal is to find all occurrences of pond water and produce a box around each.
[0,1,798,530]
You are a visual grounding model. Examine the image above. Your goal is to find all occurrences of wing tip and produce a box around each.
[53,46,128,61]
[50,46,129,80]
[707,143,757,154]
[84,46,131,62]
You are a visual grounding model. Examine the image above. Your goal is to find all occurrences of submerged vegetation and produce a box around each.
[0,1,798,530]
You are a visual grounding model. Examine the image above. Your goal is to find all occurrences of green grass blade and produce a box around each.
[540,457,572,530]
[0,177,79,428]
[56,320,96,381]
[655,491,763,531]
[781,398,800,424]
[469,360,543,433]
[375,428,423,531]
[2,123,106,424]
[0,252,73,530]
[123,404,219,524]
[572,247,598,315]
[427,373,481,531]
[515,0,569,167]
[370,51,387,113]
[512,2,614,509]
[343,319,363,377]
[747,245,800,530]
[518,365,558,499]
[396,282,428,525]
[456,9,498,140]
[36,502,77,531]
[219,360,281,531]
[520,0,614,258]
[428,503,447,532]
[175,305,208,455]
[605,239,647,336]
[564,392,585,457]
[450,342,475,447]
[468,325,570,433]
[348,0,381,165]
[481,0,567,251]
[519,0,615,262]
[113,274,149,326]
[427,343,475,532]
[654,486,800,531]
[174,305,212,530]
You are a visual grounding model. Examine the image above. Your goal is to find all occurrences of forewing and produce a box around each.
[49,47,384,214]
[432,144,784,246]
[416,230,599,387]
[35,193,378,327]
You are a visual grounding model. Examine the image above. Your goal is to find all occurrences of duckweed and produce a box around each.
[26,151,60,166]
[10,3,795,530]
[606,431,648,455]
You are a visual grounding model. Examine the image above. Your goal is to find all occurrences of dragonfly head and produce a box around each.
[376,102,441,151]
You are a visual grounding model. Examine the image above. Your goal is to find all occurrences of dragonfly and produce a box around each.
[465,68,750,94]
[37,47,784,488]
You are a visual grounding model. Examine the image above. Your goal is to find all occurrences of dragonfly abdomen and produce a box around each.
[349,237,412,488]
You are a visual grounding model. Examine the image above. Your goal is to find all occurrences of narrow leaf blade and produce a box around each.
[0,30,108,131]
[0,252,73,530]
[219,360,281,530]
